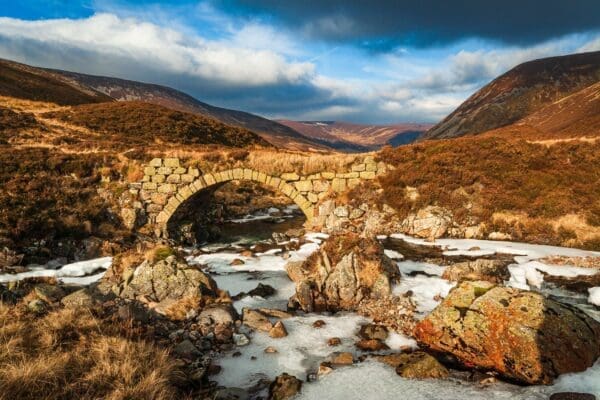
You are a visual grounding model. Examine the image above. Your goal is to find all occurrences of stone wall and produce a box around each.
[127,155,389,237]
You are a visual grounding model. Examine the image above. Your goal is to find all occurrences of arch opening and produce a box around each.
[157,169,314,245]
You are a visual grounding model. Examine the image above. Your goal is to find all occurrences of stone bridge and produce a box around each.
[128,155,388,237]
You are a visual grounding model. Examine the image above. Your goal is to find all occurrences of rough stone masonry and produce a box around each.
[125,155,389,238]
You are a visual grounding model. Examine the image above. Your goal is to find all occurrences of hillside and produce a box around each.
[423,51,600,140]
[46,68,331,151]
[485,81,600,141]
[277,120,431,150]
[42,101,269,148]
[0,59,112,106]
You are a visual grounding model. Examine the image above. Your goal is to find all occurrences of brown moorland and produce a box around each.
[42,101,270,148]
[378,136,600,249]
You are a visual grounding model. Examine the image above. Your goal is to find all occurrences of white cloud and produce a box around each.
[0,13,314,86]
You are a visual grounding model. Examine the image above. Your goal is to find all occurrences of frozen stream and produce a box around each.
[2,225,600,398]
[186,233,600,399]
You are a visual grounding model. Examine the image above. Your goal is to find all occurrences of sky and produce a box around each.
[0,1,599,124]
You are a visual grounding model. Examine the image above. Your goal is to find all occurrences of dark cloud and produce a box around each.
[215,0,600,49]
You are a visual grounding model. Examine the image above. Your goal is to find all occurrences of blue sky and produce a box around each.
[1,0,599,123]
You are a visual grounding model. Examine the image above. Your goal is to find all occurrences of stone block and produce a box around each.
[307,173,321,180]
[233,168,243,179]
[364,155,375,163]
[151,193,169,205]
[156,212,169,224]
[243,168,253,180]
[174,167,186,174]
[157,184,176,193]
[331,178,347,192]
[191,178,206,191]
[281,172,300,181]
[312,180,330,192]
[164,158,180,168]
[142,182,157,190]
[181,174,194,183]
[252,170,259,181]
[269,177,282,188]
[166,174,181,184]
[258,172,267,183]
[337,172,359,179]
[294,180,313,192]
[157,167,172,175]
[203,173,216,186]
[142,175,149,182]
[352,164,366,172]
[308,192,319,203]
[365,163,377,172]
[280,183,294,197]
[144,166,156,176]
[321,172,335,179]
[360,171,376,179]
[151,174,166,183]
[188,167,200,177]
[149,158,162,167]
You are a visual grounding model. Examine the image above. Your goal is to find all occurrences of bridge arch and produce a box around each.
[154,168,314,237]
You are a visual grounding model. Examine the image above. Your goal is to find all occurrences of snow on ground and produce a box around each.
[589,287,600,307]
[215,313,369,389]
[389,234,600,260]
[0,256,111,284]
[297,360,600,400]
[385,332,418,351]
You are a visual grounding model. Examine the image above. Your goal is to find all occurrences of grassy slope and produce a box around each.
[378,137,600,249]
[42,101,270,148]
[424,51,600,139]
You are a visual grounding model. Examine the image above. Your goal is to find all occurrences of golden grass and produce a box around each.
[0,304,188,400]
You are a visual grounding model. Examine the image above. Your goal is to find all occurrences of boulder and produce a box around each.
[242,308,273,332]
[400,206,453,240]
[120,256,218,302]
[287,233,400,312]
[414,281,600,384]
[359,324,389,341]
[269,321,288,338]
[198,303,239,341]
[374,352,448,379]
[356,339,389,351]
[269,373,302,400]
[442,259,511,284]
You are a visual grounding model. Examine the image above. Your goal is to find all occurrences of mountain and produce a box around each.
[277,120,432,150]
[423,51,600,140]
[45,68,331,151]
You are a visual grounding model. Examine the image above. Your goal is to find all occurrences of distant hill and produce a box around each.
[0,57,329,151]
[45,68,331,151]
[423,51,600,140]
[277,120,431,150]
[42,101,269,148]
[0,59,112,105]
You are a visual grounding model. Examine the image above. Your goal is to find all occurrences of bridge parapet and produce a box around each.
[128,155,388,237]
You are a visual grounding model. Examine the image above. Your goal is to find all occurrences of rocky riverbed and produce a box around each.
[1,213,600,400]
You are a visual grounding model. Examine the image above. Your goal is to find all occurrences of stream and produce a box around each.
[1,208,600,399]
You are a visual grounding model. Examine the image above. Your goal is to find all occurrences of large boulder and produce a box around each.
[120,255,218,302]
[286,233,400,312]
[400,206,453,240]
[414,281,600,384]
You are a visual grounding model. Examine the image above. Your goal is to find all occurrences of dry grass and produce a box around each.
[379,136,600,249]
[0,304,188,400]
